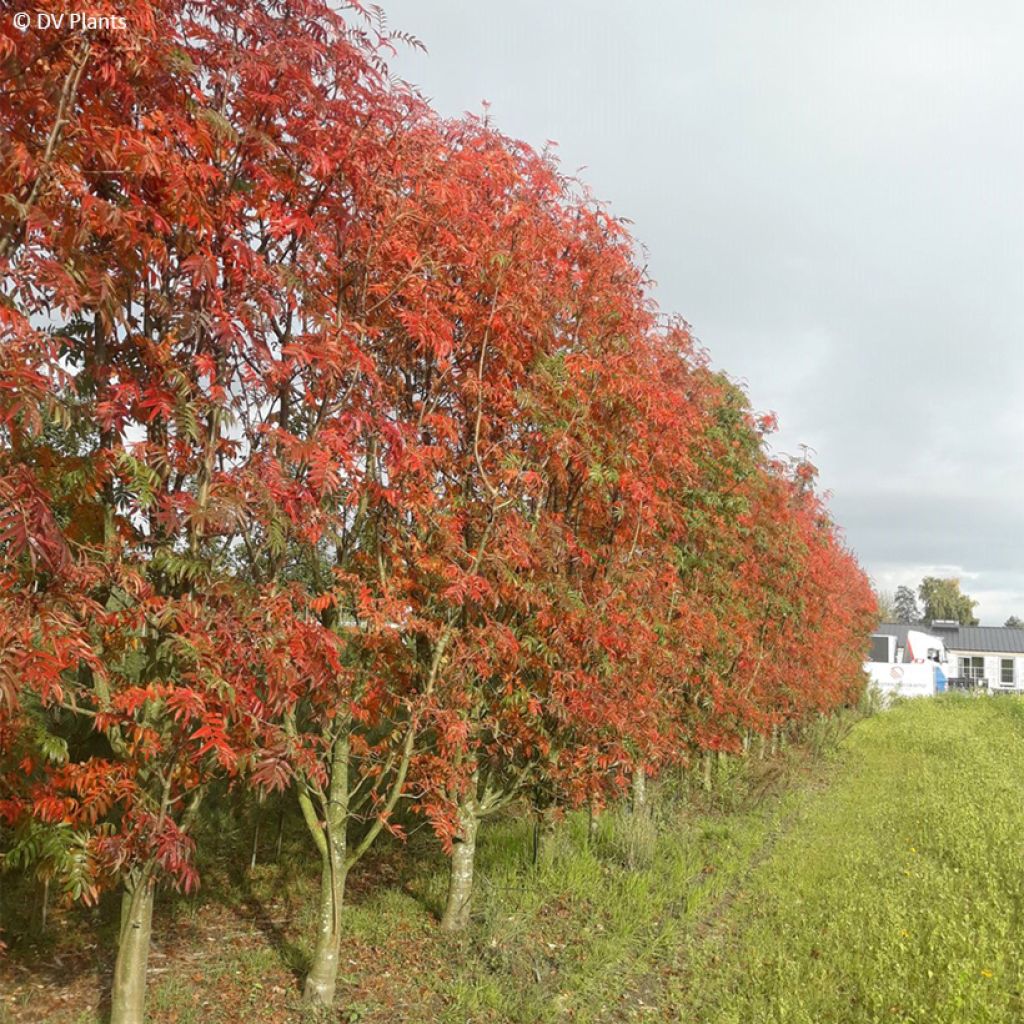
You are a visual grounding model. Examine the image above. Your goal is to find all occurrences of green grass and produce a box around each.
[674,696,1024,1024]
[423,795,798,1024]
[13,698,1024,1024]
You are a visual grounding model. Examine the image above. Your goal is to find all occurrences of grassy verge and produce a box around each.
[672,695,1024,1024]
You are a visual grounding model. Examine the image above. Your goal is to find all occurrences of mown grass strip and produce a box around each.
[675,696,1024,1024]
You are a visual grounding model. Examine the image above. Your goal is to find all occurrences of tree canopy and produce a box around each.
[892,585,921,624]
[0,3,876,1019]
[918,577,979,626]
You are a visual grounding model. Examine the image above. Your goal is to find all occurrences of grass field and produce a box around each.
[5,697,1024,1023]
[674,696,1024,1024]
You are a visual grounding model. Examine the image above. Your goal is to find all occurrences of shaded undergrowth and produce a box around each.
[2,710,856,1023]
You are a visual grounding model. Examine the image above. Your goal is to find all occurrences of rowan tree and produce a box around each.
[1,0,418,1019]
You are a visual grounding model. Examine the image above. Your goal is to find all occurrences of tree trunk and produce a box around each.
[33,877,50,936]
[532,806,556,868]
[110,879,155,1024]
[274,807,284,863]
[631,767,647,813]
[302,833,348,1006]
[302,737,349,1008]
[702,750,713,791]
[249,807,261,871]
[440,801,479,931]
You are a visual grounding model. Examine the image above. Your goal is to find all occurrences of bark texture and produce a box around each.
[302,737,349,1007]
[440,802,479,931]
[110,880,155,1024]
[303,836,348,1006]
[631,767,647,812]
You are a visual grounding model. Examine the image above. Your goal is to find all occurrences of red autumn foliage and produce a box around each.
[0,0,876,1013]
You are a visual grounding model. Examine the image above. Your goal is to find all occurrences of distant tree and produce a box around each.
[918,577,979,625]
[1005,616,1024,628]
[874,588,896,622]
[893,585,921,624]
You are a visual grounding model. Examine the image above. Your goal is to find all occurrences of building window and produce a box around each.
[959,656,984,680]
[1002,659,1015,686]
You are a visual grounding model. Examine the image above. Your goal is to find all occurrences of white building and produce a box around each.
[874,621,1024,692]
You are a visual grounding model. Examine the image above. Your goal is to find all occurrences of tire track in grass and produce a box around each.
[595,750,842,1023]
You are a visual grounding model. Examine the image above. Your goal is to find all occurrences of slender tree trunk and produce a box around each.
[274,807,285,863]
[249,807,261,871]
[302,737,349,1008]
[587,799,599,845]
[532,806,556,867]
[631,767,647,813]
[110,878,155,1024]
[702,750,713,791]
[41,877,49,933]
[303,834,348,1005]
[440,800,479,931]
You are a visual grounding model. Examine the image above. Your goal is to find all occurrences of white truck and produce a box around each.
[866,628,948,700]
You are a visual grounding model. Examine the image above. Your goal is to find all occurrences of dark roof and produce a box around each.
[874,623,911,649]
[945,626,1024,654]
[875,622,1024,655]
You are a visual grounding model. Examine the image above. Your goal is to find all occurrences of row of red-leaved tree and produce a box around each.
[0,2,876,1021]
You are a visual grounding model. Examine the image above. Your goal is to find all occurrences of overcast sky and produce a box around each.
[383,0,1024,624]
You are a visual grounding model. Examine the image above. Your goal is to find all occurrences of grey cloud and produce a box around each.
[383,0,1024,623]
